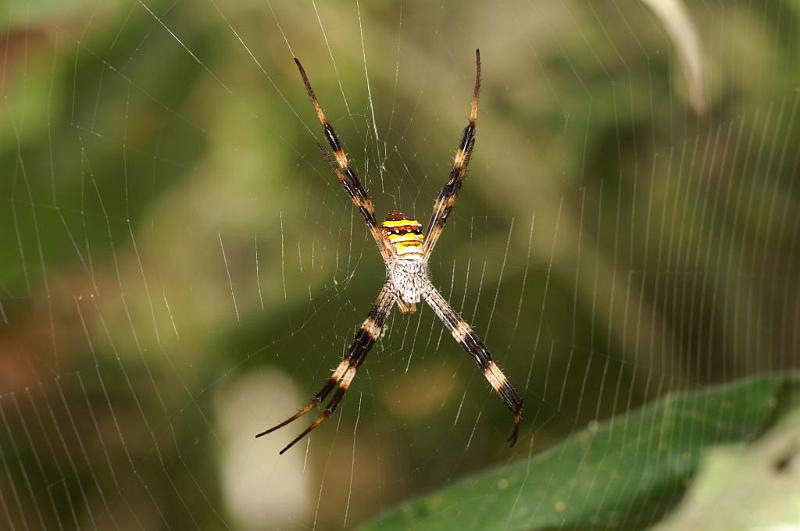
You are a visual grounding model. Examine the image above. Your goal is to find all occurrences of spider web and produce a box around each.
[1,0,798,529]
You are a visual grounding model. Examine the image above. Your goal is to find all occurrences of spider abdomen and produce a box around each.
[388,259,428,305]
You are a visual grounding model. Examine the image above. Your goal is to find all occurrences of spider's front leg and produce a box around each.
[423,49,481,259]
[294,58,392,259]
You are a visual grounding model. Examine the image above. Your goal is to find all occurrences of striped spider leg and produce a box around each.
[293,57,392,260]
[423,49,481,259]
[255,284,394,454]
[258,50,523,453]
[423,282,523,445]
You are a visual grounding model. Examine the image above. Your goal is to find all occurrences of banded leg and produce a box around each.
[317,144,392,260]
[256,283,395,454]
[423,282,523,445]
[423,49,481,258]
[294,58,386,253]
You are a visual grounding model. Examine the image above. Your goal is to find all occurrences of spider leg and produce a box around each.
[396,300,417,315]
[256,283,395,454]
[317,143,392,259]
[423,281,523,446]
[294,58,389,255]
[423,49,481,259]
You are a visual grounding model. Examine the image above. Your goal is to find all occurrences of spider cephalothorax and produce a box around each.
[257,50,524,454]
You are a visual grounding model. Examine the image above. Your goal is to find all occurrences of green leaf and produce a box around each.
[363,375,798,530]
[652,400,800,530]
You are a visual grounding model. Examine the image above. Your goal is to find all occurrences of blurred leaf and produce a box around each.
[652,400,800,530]
[642,0,707,116]
[2,0,115,26]
[363,375,799,531]
[0,43,53,149]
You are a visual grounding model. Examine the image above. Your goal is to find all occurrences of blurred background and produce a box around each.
[1,0,799,529]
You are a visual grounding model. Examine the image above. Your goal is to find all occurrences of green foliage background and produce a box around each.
[1,0,799,529]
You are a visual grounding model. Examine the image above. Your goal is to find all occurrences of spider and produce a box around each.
[257,50,523,454]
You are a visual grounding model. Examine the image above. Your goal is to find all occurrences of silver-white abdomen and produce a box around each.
[388,258,428,304]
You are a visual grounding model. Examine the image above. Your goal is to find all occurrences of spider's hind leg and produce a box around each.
[423,281,524,446]
[256,283,395,454]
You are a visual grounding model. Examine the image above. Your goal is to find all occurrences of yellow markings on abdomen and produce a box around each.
[382,218,425,255]
[382,219,421,228]
[388,233,424,244]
